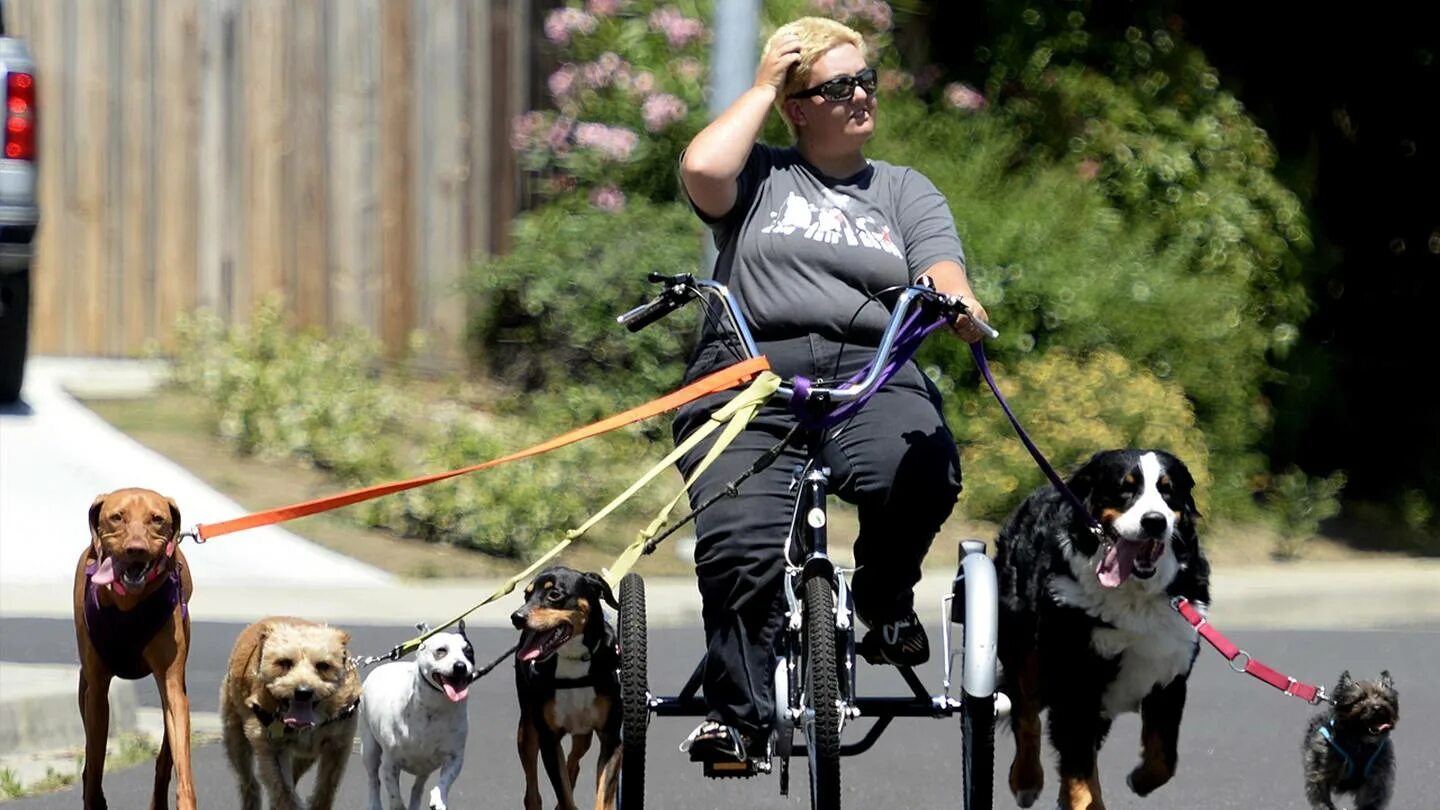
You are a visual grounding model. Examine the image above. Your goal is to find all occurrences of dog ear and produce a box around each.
[457,619,467,637]
[166,497,182,540]
[587,572,619,609]
[415,621,431,634]
[1380,670,1395,691]
[89,494,109,556]
[1335,670,1354,695]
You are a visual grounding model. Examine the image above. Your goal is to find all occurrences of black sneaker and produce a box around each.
[858,610,930,667]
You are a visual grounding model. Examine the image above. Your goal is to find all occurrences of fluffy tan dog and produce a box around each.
[219,616,361,810]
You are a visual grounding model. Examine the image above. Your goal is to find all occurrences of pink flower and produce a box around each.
[811,0,838,12]
[1076,159,1101,181]
[633,71,656,94]
[942,82,987,111]
[549,174,578,194]
[546,117,576,155]
[581,61,610,88]
[642,93,689,132]
[649,6,706,49]
[586,0,622,16]
[544,8,598,46]
[548,65,578,100]
[672,58,703,83]
[878,69,912,93]
[574,123,638,161]
[509,111,546,151]
[589,184,627,212]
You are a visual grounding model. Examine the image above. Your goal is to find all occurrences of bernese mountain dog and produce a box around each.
[996,448,1209,810]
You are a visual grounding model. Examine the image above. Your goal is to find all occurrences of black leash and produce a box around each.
[638,424,798,558]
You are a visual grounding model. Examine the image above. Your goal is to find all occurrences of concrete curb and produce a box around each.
[0,664,137,756]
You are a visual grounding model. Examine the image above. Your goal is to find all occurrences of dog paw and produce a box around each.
[1126,766,1169,797]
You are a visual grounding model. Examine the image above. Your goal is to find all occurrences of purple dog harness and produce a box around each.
[83,560,186,680]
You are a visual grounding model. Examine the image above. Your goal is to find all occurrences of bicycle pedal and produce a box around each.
[703,759,762,779]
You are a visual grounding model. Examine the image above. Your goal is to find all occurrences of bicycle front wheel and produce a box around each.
[961,691,994,810]
[802,573,842,809]
[618,573,648,810]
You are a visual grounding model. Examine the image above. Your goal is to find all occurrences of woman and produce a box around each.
[674,16,990,762]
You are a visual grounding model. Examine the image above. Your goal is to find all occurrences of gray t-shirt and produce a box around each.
[692,143,966,345]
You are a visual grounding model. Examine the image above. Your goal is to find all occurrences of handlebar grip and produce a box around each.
[968,315,1000,340]
[617,294,684,332]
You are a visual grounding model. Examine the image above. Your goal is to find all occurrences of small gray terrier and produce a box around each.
[1302,670,1398,810]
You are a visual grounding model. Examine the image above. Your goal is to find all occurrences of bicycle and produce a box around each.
[611,273,1008,809]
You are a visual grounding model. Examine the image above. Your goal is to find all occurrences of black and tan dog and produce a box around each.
[511,566,622,810]
[997,449,1209,810]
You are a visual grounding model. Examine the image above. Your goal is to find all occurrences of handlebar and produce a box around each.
[616,273,997,404]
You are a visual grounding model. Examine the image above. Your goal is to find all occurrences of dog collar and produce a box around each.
[1319,720,1390,781]
[252,698,361,741]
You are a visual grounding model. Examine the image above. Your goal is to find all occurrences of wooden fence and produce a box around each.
[5,0,537,363]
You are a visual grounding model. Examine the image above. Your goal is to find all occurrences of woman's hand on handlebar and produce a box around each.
[950,296,991,344]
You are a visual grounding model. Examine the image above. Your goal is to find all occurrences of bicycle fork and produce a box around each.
[782,465,859,723]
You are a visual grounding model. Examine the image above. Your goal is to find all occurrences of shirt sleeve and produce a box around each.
[895,167,966,281]
[679,143,773,230]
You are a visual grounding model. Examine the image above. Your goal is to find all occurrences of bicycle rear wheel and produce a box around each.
[802,573,842,809]
[618,573,648,810]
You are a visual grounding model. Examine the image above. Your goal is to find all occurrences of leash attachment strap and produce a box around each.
[1171,597,1329,704]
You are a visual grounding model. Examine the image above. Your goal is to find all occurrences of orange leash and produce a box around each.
[191,356,770,542]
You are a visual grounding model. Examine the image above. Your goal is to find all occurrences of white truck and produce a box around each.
[0,2,37,403]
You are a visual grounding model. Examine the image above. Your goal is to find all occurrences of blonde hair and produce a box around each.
[765,17,867,135]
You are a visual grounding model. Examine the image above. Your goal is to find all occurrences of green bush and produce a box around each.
[171,303,674,559]
[469,195,702,407]
[171,301,400,483]
[945,348,1211,521]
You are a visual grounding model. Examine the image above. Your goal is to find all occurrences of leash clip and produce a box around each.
[1227,649,1252,674]
[179,524,205,545]
[1311,685,1332,706]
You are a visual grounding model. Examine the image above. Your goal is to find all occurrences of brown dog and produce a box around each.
[219,616,361,810]
[73,487,195,809]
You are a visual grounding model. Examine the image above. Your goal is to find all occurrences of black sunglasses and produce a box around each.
[788,67,878,102]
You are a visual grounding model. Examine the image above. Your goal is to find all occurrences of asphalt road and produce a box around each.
[2,618,1433,809]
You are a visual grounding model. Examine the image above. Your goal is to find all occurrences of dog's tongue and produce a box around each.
[1097,541,1141,588]
[283,700,317,728]
[91,556,116,586]
[442,681,469,702]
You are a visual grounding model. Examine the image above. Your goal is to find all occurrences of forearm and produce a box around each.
[919,260,977,302]
[680,85,776,183]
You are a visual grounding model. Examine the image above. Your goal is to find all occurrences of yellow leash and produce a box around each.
[360,370,780,665]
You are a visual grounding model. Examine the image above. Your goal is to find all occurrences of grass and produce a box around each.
[0,733,160,800]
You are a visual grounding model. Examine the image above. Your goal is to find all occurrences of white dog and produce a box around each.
[360,622,477,810]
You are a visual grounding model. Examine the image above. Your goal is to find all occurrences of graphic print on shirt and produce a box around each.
[760,190,904,259]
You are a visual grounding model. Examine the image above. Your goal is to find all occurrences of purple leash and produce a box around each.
[789,309,948,430]
[969,341,1103,534]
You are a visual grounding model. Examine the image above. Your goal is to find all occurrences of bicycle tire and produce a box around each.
[961,692,995,810]
[803,574,842,810]
[618,573,648,810]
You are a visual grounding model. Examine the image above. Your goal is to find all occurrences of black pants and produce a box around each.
[672,335,962,735]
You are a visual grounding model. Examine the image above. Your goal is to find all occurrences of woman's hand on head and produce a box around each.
[755,33,802,95]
